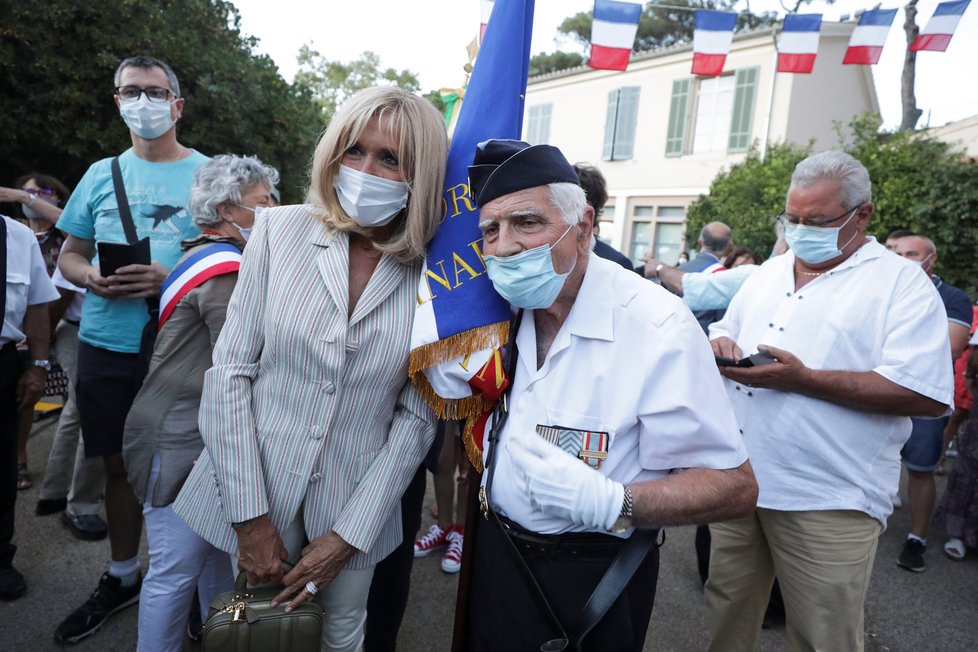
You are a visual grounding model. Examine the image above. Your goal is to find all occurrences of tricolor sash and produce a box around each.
[158,243,242,330]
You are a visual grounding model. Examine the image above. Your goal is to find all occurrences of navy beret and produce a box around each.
[468,139,580,208]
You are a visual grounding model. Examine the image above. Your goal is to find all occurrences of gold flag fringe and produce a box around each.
[409,320,510,471]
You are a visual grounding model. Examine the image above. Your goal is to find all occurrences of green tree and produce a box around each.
[685,114,978,290]
[0,0,322,204]
[295,48,422,124]
[528,51,586,77]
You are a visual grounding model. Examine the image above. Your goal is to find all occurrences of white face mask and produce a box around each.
[332,164,409,228]
[226,204,257,241]
[119,95,176,140]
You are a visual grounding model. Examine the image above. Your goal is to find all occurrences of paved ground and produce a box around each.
[2,414,977,651]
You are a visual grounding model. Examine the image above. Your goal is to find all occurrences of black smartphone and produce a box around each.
[714,350,777,368]
[97,237,151,277]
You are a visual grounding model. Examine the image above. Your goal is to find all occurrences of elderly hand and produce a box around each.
[107,261,169,298]
[506,432,624,531]
[718,345,811,393]
[642,257,665,279]
[711,336,744,361]
[235,514,289,586]
[272,531,356,611]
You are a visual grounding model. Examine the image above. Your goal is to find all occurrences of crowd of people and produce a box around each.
[2,54,976,652]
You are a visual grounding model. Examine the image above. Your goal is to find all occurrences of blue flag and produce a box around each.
[410,0,536,424]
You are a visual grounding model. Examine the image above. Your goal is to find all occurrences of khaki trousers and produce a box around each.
[705,508,881,652]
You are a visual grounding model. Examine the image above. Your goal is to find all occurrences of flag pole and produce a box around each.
[760,25,779,162]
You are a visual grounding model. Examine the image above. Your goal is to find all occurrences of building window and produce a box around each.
[628,205,686,266]
[602,86,641,161]
[596,202,617,246]
[526,103,552,145]
[665,67,759,156]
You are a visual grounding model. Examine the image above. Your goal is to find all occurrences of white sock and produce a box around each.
[108,557,141,587]
[907,534,927,545]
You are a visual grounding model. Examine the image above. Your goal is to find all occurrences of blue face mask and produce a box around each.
[783,208,859,264]
[484,224,577,309]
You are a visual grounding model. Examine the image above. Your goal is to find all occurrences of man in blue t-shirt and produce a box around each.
[893,234,972,573]
[55,56,207,644]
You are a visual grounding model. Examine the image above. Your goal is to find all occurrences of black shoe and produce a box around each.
[897,537,927,572]
[60,512,108,541]
[54,571,141,644]
[36,497,68,516]
[0,566,27,600]
[187,589,203,642]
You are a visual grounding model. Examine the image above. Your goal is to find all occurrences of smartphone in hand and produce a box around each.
[715,350,777,368]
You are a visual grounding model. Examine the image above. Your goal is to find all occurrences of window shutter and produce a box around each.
[526,104,552,145]
[611,86,640,160]
[602,90,619,161]
[665,78,691,157]
[728,67,759,153]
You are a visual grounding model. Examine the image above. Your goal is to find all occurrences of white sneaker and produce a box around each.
[441,527,464,574]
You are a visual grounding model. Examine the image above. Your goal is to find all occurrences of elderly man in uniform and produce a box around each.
[461,140,757,651]
[1,213,59,599]
[706,151,953,651]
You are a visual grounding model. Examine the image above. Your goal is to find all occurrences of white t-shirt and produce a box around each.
[2,215,59,345]
[51,247,85,323]
[487,254,748,535]
[709,238,953,526]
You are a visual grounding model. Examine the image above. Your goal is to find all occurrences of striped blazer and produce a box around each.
[173,204,436,569]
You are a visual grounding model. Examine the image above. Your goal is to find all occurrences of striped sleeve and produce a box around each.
[197,213,271,524]
[332,376,436,552]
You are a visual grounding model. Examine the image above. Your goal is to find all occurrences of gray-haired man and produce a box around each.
[705,151,953,651]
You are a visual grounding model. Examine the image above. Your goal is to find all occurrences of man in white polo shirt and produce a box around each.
[705,151,953,651]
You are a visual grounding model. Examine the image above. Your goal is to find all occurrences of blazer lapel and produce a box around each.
[312,225,349,317]
[349,254,406,327]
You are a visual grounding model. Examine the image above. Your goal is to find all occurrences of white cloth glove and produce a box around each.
[505,432,625,531]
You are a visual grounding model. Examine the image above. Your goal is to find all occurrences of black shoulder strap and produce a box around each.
[0,217,7,333]
[110,157,139,245]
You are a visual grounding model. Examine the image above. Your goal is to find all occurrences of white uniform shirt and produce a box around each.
[709,238,953,526]
[2,216,59,346]
[487,254,748,534]
[51,245,85,323]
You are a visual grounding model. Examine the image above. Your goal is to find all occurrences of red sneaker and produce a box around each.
[414,524,449,558]
[441,526,464,574]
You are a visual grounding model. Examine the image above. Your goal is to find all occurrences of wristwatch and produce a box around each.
[654,263,664,276]
[610,485,634,533]
[31,359,52,373]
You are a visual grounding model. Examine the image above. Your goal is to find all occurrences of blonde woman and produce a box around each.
[173,86,446,651]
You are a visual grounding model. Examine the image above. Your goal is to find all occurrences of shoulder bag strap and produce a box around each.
[110,156,139,245]
[0,217,7,334]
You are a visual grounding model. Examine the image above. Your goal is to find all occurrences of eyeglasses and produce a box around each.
[25,187,57,197]
[776,205,861,229]
[114,85,175,103]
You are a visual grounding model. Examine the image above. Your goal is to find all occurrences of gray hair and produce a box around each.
[789,151,872,208]
[114,56,181,97]
[547,182,595,249]
[188,155,280,228]
[699,222,732,256]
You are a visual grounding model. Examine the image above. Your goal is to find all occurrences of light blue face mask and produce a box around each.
[783,208,859,264]
[484,223,576,309]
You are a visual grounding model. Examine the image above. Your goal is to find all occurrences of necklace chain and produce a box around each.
[796,269,823,276]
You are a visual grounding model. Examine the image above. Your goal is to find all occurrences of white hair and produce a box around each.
[188,155,280,228]
[789,151,872,208]
[547,182,588,226]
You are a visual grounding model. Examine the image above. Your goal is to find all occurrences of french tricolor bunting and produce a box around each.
[843,8,898,65]
[911,0,971,52]
[588,0,643,71]
[777,13,822,74]
[692,10,738,76]
[409,0,535,470]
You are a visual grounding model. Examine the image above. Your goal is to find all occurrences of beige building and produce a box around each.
[523,21,879,264]
[928,113,978,158]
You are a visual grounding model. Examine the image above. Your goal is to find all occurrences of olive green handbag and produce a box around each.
[202,571,324,651]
